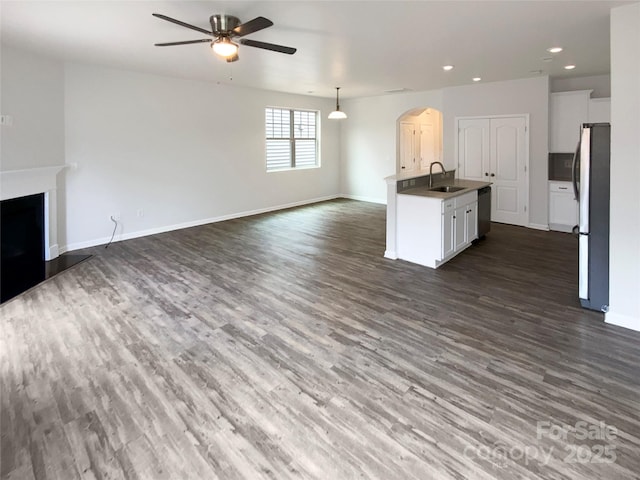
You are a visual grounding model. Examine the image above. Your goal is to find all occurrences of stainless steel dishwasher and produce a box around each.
[477,186,491,239]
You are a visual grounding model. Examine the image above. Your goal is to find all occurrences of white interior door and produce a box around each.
[457,119,490,181]
[399,122,416,172]
[457,115,528,227]
[420,123,435,170]
[490,116,528,226]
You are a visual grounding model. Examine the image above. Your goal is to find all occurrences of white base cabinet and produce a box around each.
[397,191,478,268]
[549,181,578,232]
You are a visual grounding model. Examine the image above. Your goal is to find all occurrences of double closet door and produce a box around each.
[457,116,529,226]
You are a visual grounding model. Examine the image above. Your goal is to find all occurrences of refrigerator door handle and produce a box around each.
[571,139,580,201]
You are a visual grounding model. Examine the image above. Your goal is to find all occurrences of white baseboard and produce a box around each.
[548,223,574,233]
[605,311,640,332]
[528,223,550,231]
[46,244,59,260]
[61,194,340,253]
[384,250,398,260]
[340,194,386,205]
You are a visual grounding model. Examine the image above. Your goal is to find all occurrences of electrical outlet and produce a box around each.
[136,209,144,218]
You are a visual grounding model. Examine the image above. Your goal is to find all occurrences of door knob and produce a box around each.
[485,172,489,176]
[490,173,495,177]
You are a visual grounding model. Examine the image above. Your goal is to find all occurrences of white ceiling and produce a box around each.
[0,1,629,99]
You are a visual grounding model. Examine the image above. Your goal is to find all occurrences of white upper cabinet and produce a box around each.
[549,90,592,152]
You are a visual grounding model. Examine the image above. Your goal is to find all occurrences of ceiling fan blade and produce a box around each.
[155,39,211,47]
[240,39,296,55]
[232,16,273,37]
[152,13,213,36]
[226,53,240,63]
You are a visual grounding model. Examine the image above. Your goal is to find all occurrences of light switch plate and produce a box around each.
[0,115,14,127]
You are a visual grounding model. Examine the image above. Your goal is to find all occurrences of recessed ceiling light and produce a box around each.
[547,47,563,53]
[443,65,454,71]
[564,64,576,70]
[472,77,481,82]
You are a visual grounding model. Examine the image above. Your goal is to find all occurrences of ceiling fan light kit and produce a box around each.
[328,87,347,119]
[153,13,296,62]
[212,37,238,58]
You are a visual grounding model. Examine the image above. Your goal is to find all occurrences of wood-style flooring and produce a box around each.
[1,199,639,480]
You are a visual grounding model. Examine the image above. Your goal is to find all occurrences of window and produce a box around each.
[265,107,319,171]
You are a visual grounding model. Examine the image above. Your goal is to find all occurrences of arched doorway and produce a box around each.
[396,107,443,174]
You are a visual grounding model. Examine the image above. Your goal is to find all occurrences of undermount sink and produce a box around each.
[429,185,466,193]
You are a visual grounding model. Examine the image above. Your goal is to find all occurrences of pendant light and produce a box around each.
[328,87,347,119]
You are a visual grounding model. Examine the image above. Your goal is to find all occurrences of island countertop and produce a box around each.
[398,179,492,200]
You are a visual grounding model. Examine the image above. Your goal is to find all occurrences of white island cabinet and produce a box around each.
[397,190,478,268]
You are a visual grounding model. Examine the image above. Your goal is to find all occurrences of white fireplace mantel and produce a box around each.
[1,165,67,260]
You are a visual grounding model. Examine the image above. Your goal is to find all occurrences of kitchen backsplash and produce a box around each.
[396,169,456,193]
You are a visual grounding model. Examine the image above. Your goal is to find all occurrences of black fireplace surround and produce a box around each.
[1,193,46,303]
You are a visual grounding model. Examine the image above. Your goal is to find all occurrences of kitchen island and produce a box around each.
[384,169,490,268]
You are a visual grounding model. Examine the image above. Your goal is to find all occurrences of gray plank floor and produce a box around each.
[1,199,639,480]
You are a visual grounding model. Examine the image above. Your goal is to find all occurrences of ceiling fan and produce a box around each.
[152,13,297,62]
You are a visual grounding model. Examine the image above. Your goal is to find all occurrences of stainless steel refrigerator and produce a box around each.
[572,123,610,312]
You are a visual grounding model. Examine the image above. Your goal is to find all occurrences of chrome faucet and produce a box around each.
[429,161,446,188]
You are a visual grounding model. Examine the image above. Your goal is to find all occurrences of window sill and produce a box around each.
[267,166,321,173]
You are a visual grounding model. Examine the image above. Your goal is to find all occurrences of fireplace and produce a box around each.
[0,166,91,303]
[1,193,46,302]
[0,166,90,302]
[1,165,66,260]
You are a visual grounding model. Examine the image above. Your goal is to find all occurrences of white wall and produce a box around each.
[0,46,65,169]
[340,90,444,203]
[606,3,640,331]
[442,76,550,228]
[61,64,340,250]
[339,77,550,227]
[1,46,341,253]
[551,74,611,98]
